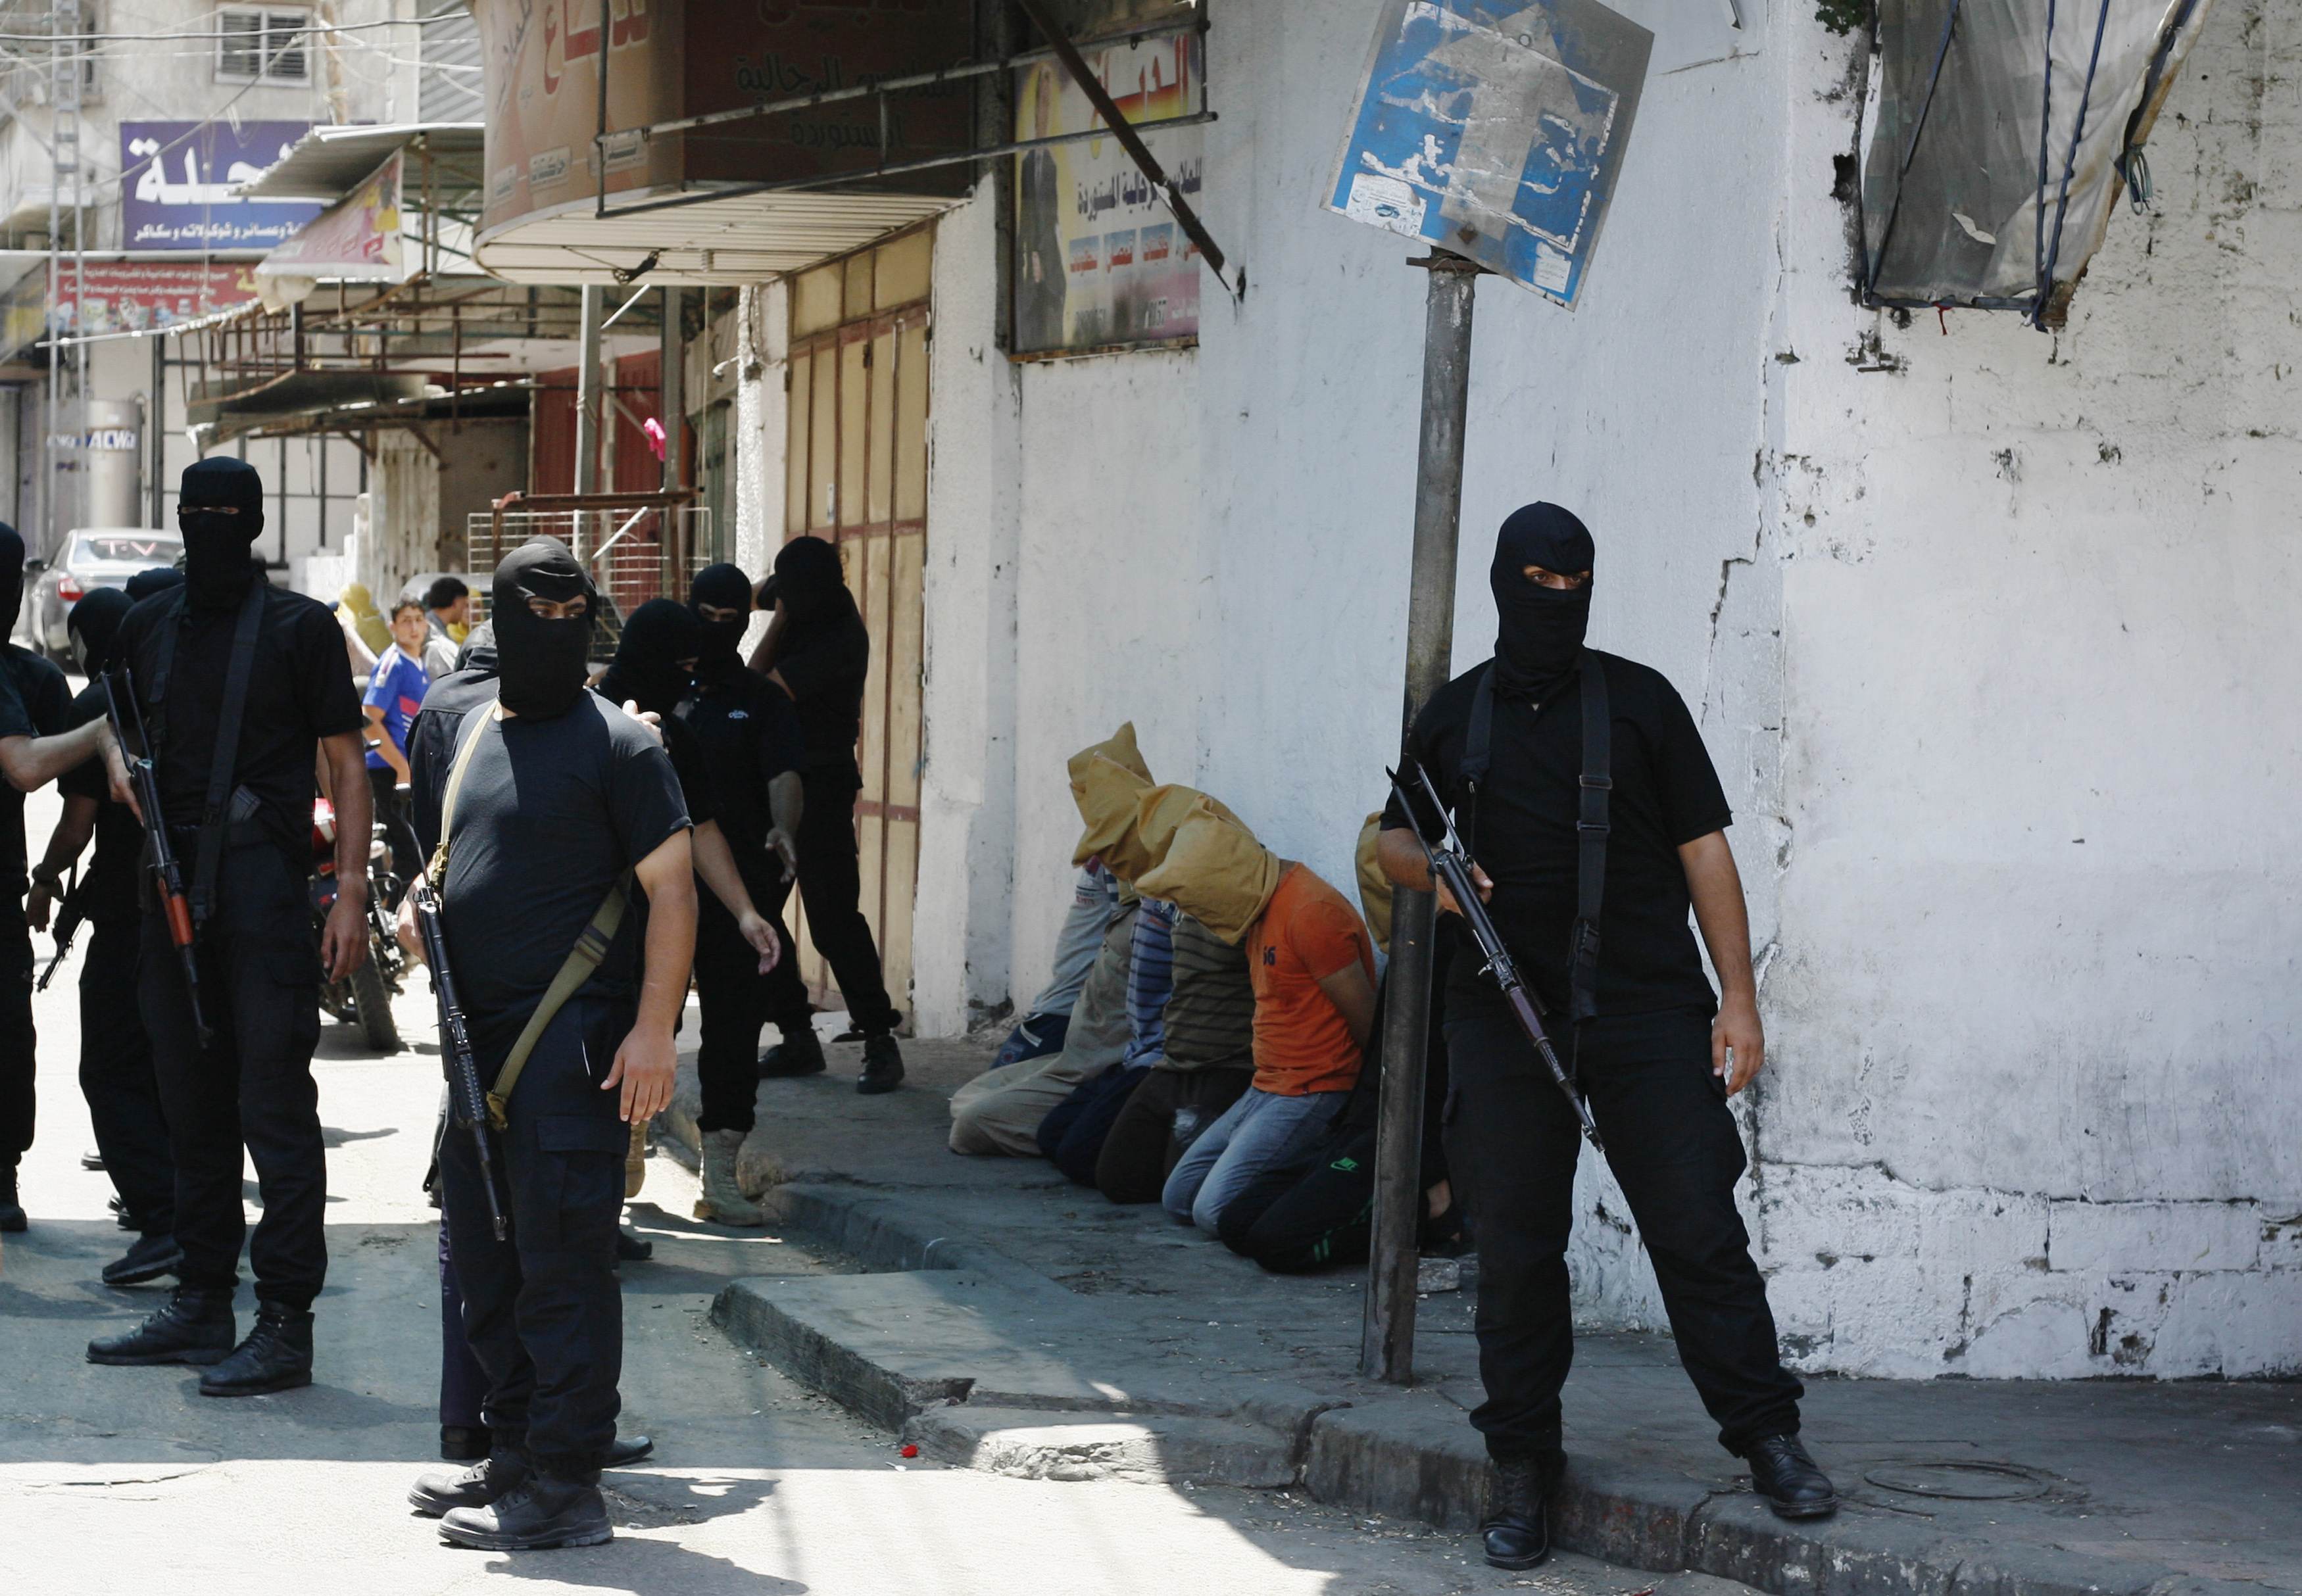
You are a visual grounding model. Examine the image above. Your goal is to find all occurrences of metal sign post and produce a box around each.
[1328,0,1652,1386]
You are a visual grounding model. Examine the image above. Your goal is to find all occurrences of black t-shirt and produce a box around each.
[675,665,802,874]
[60,683,144,923]
[771,611,868,783]
[1383,651,1732,1021]
[411,690,688,1040]
[114,584,366,858]
[0,645,72,890]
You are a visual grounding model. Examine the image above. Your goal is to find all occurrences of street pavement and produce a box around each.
[1,785,1707,1595]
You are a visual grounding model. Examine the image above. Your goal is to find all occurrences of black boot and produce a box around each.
[441,1425,492,1463]
[1481,1451,1561,1570]
[614,1228,652,1263]
[198,1301,314,1397]
[438,1476,613,1550]
[857,1033,905,1096]
[0,1164,24,1232]
[603,1434,654,1468]
[758,1026,825,1078]
[1745,1433,1838,1519]
[409,1450,531,1517]
[86,1287,235,1365]
[101,1233,185,1287]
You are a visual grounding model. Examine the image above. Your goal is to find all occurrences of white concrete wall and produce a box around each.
[898,0,2298,1377]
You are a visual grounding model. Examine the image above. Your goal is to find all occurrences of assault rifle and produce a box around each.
[36,871,84,992]
[103,669,210,1046]
[408,871,507,1241]
[1388,762,1604,1152]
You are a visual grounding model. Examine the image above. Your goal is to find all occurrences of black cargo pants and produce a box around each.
[1443,1001,1803,1461]
[759,774,899,1037]
[81,917,174,1236]
[139,840,328,1310]
[694,850,780,1134]
[437,994,629,1484]
[0,905,32,1168]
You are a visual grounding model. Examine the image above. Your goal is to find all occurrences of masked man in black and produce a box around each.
[82,460,370,1394]
[404,538,694,1551]
[747,537,903,1092]
[23,587,180,1284]
[670,568,802,1219]
[1379,504,1834,1571]
[0,520,119,1232]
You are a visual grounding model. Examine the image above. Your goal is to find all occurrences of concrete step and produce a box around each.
[905,1404,1299,1489]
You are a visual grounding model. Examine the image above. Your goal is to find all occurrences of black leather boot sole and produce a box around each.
[439,1486,614,1550]
[87,1340,232,1366]
[198,1363,312,1397]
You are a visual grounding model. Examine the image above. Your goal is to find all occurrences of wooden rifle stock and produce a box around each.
[104,669,211,1046]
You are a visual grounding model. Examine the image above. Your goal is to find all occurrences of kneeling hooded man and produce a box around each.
[405,537,695,1551]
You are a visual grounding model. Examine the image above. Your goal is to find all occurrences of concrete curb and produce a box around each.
[664,1115,2231,1596]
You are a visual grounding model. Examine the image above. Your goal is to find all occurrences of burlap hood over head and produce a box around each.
[1068,722,1156,877]
[1130,785,1281,946]
[1354,812,1394,955]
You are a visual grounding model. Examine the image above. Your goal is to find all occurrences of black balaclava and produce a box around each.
[0,521,24,625]
[177,457,266,611]
[68,585,133,676]
[771,536,849,627]
[688,562,753,673]
[1490,502,1596,702]
[125,566,186,604]
[601,598,702,717]
[491,536,595,719]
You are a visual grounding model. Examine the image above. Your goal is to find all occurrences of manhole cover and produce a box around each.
[1863,1461,2052,1501]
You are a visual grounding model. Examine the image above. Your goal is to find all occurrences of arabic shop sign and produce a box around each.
[1327,0,1651,307]
[120,120,323,251]
[1012,32,1204,355]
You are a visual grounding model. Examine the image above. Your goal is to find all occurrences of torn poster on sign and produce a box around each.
[1327,0,1652,306]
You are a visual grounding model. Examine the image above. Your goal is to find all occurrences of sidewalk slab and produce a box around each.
[665,1038,2302,1596]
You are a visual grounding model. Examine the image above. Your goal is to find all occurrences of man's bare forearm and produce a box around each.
[1679,830,1756,1003]
[0,719,110,793]
[324,733,373,899]
[37,795,98,878]
[768,770,802,836]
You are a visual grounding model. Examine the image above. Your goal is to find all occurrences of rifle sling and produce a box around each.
[434,701,633,1132]
[151,583,267,926]
[1456,650,1611,1029]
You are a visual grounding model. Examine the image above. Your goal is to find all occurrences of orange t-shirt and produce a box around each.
[1246,863,1374,1096]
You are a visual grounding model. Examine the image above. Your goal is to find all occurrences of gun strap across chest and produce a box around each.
[149,582,267,925]
[435,700,633,1130]
[1457,649,1611,1025]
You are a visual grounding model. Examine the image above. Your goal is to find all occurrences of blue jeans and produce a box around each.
[1162,1086,1347,1231]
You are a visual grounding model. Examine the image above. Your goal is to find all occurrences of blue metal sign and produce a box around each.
[120,120,322,252]
[1327,0,1652,306]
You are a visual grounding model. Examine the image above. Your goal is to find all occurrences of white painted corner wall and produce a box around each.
[890,0,2297,1378]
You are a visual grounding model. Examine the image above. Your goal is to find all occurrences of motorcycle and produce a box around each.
[310,796,407,1052]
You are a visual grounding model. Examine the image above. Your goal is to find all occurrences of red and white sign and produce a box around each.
[49,261,259,334]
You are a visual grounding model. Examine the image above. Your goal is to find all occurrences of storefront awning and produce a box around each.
[472,189,960,287]
[236,123,485,204]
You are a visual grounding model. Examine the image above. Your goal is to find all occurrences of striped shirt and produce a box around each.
[1121,898,1179,1067]
[1159,911,1256,1071]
